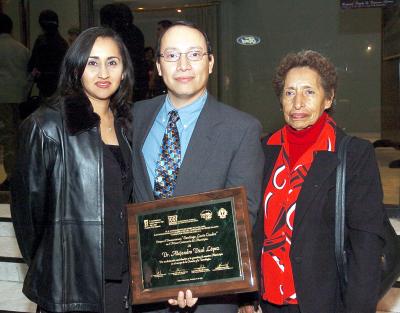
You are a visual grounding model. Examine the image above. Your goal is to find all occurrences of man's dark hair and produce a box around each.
[58,26,134,127]
[156,20,212,61]
[0,13,13,34]
[39,10,59,33]
[157,20,172,30]
[100,2,133,32]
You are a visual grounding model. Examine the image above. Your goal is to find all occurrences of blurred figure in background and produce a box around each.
[0,13,29,191]
[148,19,172,98]
[100,2,148,101]
[144,46,155,93]
[156,19,172,38]
[28,9,68,98]
[67,26,80,46]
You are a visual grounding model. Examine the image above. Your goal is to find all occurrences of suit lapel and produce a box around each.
[292,151,338,241]
[136,97,165,201]
[173,96,221,196]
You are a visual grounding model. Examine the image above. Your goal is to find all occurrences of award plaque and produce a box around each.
[126,187,259,304]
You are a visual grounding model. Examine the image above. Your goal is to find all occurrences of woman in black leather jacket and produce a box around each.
[11,27,134,313]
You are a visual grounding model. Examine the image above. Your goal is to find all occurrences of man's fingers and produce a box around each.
[177,290,186,308]
[185,289,198,307]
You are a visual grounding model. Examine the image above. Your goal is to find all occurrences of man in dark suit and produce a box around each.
[131,21,264,313]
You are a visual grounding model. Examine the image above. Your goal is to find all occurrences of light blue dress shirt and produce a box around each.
[142,91,207,189]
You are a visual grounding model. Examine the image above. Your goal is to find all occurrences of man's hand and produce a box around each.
[168,290,198,308]
[238,304,258,313]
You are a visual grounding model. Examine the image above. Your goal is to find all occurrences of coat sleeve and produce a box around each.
[11,117,58,265]
[225,118,265,226]
[344,140,385,313]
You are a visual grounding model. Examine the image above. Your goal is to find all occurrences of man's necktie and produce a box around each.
[153,110,181,199]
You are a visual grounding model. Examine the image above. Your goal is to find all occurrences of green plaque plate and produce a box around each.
[127,187,258,304]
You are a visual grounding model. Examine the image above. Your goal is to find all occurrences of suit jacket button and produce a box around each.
[118,238,124,245]
[294,256,302,263]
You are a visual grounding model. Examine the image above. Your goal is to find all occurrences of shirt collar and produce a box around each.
[162,91,208,128]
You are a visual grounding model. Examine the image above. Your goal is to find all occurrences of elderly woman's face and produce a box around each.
[281,66,333,130]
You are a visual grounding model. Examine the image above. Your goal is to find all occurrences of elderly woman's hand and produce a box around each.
[168,290,198,308]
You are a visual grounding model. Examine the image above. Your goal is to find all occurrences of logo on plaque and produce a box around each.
[217,208,228,219]
[168,215,178,225]
[200,210,213,220]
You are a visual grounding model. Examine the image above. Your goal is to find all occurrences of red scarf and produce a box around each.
[261,114,336,305]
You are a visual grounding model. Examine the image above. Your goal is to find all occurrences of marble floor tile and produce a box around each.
[0,280,36,312]
[0,203,10,218]
[0,261,27,282]
[375,147,400,206]
[378,288,400,312]
[0,236,22,258]
[390,218,400,235]
[0,221,15,237]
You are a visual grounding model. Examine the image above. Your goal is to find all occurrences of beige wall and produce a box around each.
[218,0,381,133]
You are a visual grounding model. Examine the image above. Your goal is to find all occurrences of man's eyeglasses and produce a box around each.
[159,49,209,62]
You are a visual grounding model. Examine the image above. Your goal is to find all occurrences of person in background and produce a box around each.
[12,26,134,313]
[148,19,172,98]
[156,19,173,38]
[67,26,80,46]
[144,46,155,91]
[0,13,29,191]
[132,20,264,313]
[100,2,148,101]
[28,9,68,98]
[252,50,385,313]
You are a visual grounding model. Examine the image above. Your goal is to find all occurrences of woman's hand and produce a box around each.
[168,290,198,308]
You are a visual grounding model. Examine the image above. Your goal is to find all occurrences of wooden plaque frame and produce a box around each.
[126,187,258,305]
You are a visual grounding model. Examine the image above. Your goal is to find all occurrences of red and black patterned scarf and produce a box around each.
[261,115,336,305]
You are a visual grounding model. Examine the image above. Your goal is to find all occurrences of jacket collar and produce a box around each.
[62,94,100,135]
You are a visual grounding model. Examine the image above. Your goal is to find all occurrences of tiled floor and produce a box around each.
[375,147,400,205]
[351,132,400,206]
[0,281,36,312]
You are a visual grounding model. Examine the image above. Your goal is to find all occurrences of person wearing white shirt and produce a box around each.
[0,13,29,190]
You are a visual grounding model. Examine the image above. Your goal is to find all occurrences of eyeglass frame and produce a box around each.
[158,49,210,62]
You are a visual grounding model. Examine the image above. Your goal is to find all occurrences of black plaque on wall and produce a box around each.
[341,0,395,9]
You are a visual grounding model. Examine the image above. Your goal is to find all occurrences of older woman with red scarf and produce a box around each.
[251,50,384,313]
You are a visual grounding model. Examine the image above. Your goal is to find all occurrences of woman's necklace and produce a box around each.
[102,109,114,132]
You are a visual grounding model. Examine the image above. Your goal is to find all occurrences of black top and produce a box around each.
[103,140,129,280]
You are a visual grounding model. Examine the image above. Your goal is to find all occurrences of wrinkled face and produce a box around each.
[81,37,124,106]
[156,25,214,108]
[281,66,333,130]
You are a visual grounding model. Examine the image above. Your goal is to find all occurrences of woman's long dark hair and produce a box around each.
[58,26,134,128]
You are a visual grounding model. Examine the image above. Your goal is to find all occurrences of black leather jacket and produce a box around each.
[11,95,132,312]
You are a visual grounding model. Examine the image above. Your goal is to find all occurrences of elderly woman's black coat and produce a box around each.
[253,128,385,313]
